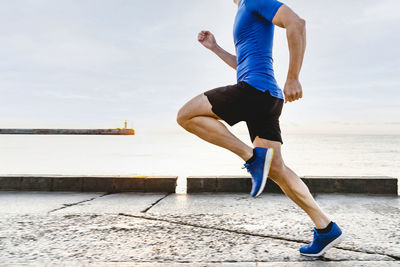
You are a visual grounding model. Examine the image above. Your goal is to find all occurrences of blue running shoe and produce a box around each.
[300,222,344,257]
[243,147,274,198]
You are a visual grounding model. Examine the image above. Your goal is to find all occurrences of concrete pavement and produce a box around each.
[0,192,399,266]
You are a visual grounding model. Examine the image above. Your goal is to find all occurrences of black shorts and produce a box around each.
[204,81,284,143]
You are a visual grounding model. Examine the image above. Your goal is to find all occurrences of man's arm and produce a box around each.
[198,30,237,70]
[272,5,306,103]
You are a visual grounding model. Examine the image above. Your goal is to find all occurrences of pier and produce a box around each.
[0,128,135,135]
[0,120,135,135]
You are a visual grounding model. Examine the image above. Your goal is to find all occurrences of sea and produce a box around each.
[1,128,399,193]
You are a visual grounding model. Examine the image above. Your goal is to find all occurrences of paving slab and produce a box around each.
[0,213,296,263]
[315,194,400,257]
[148,193,400,260]
[0,192,102,215]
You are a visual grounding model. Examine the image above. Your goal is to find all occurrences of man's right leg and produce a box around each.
[253,137,331,229]
[177,93,253,162]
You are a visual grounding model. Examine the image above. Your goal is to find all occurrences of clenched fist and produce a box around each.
[283,79,303,103]
[198,30,217,50]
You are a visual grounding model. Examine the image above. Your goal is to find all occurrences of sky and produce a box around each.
[0,0,399,134]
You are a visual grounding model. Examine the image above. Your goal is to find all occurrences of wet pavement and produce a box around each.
[0,192,399,266]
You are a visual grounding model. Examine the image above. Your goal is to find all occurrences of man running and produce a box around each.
[177,0,343,256]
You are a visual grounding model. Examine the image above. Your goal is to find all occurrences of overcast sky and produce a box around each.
[0,0,399,133]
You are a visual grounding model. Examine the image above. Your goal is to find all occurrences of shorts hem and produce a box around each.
[204,92,240,126]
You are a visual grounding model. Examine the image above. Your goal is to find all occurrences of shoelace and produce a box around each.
[242,163,250,172]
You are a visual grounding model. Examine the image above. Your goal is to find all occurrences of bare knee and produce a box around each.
[177,94,210,128]
[177,107,202,132]
[176,108,189,128]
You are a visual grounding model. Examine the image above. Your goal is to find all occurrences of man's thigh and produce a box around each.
[178,93,221,121]
[179,82,247,124]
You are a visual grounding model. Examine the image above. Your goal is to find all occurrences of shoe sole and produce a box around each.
[300,233,345,257]
[254,148,274,198]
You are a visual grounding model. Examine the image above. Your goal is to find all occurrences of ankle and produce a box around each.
[316,221,333,234]
[242,148,254,162]
[315,219,332,230]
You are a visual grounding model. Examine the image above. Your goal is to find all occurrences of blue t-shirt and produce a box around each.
[234,0,284,99]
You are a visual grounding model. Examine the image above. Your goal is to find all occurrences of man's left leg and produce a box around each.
[178,83,277,198]
[177,93,253,161]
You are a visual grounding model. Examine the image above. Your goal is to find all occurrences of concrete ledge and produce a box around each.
[1,175,397,194]
[0,175,177,193]
[187,176,398,195]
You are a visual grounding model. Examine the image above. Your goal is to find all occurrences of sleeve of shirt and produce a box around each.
[245,0,284,23]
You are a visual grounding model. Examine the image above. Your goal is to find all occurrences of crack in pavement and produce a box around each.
[118,213,399,261]
[141,193,171,213]
[47,193,111,214]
